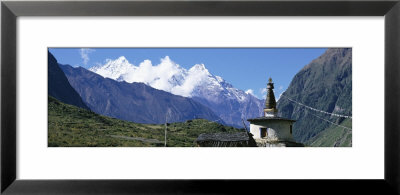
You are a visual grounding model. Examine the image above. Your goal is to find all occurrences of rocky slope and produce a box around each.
[48,52,89,110]
[277,48,352,144]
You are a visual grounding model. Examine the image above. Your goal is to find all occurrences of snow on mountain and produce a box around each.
[90,56,136,81]
[89,56,264,128]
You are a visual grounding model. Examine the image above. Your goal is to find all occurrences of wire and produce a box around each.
[307,112,352,131]
[280,94,352,119]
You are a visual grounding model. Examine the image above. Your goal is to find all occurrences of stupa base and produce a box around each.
[255,139,304,147]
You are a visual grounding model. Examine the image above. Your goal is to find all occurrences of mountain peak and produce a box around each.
[192,63,205,70]
[190,64,210,76]
[116,56,128,63]
[107,56,130,66]
[89,56,135,80]
[162,55,171,62]
[83,55,264,128]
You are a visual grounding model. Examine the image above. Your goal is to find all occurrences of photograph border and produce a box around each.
[2,0,400,194]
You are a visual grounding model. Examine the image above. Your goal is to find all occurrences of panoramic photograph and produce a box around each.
[48,48,352,147]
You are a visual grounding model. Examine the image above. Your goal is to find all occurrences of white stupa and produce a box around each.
[247,78,303,147]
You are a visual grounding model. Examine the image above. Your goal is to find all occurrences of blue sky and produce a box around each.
[49,48,327,99]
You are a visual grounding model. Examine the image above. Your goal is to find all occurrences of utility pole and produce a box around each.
[164,109,169,147]
[164,108,172,147]
[164,121,167,147]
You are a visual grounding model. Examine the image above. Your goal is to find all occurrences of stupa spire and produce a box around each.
[264,77,277,117]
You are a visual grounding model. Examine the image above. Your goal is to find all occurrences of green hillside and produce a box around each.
[48,96,241,147]
[277,48,352,146]
[305,118,352,147]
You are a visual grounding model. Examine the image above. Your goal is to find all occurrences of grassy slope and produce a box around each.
[48,96,241,147]
[277,49,352,143]
[305,118,352,147]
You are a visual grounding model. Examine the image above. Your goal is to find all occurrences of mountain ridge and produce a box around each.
[48,52,89,110]
[60,64,223,125]
[277,48,352,145]
[89,56,264,127]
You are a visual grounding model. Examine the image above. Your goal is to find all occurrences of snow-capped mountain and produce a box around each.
[90,56,136,81]
[89,56,264,128]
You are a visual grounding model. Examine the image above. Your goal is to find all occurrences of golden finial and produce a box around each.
[268,77,273,83]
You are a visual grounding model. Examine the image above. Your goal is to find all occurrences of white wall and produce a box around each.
[249,120,294,142]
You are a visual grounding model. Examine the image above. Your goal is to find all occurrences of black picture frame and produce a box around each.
[1,0,399,194]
